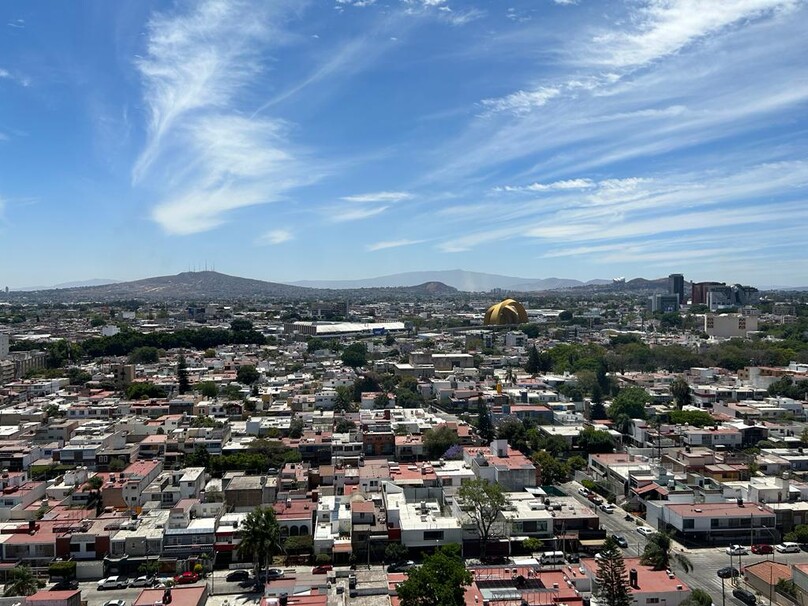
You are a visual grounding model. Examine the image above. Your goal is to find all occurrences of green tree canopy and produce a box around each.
[197,381,218,399]
[423,425,459,459]
[670,376,692,409]
[125,382,167,400]
[238,507,280,575]
[458,479,509,560]
[236,364,260,385]
[608,387,649,421]
[4,565,42,597]
[129,346,160,364]
[341,343,368,368]
[640,532,692,573]
[578,427,616,454]
[396,544,472,606]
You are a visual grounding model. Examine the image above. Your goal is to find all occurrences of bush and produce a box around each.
[314,554,331,565]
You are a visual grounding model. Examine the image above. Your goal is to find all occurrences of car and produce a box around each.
[225,570,251,583]
[732,587,758,606]
[726,544,748,556]
[775,542,801,553]
[578,487,591,497]
[129,576,155,588]
[256,569,284,582]
[103,601,127,606]
[312,565,333,574]
[588,495,603,506]
[717,566,740,579]
[751,544,774,555]
[637,527,655,537]
[566,553,580,564]
[600,503,615,514]
[154,576,174,588]
[174,572,199,585]
[51,580,79,591]
[97,576,129,590]
[612,535,629,548]
[387,561,415,573]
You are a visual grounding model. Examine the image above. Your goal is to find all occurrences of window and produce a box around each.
[423,531,444,541]
[683,519,694,529]
[646,599,659,604]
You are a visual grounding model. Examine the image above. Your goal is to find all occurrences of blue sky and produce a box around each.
[2,0,808,288]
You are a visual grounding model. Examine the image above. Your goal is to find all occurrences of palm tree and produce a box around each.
[640,532,692,573]
[4,565,42,597]
[237,507,280,579]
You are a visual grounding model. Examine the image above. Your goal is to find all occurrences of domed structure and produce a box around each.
[484,298,528,325]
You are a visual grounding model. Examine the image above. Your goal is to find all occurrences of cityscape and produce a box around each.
[3,2,808,606]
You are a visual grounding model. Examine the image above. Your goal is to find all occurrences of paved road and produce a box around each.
[563,480,806,605]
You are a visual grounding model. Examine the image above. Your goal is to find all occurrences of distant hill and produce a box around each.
[11,271,314,302]
[291,269,608,292]
[13,278,119,291]
[6,272,458,302]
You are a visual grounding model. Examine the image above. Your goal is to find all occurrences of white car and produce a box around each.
[129,576,155,588]
[726,545,748,556]
[600,503,615,514]
[637,527,655,537]
[97,576,128,590]
[775,542,801,553]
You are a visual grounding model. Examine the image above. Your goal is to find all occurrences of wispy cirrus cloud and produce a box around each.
[341,191,413,203]
[366,238,426,251]
[330,205,390,222]
[495,178,595,192]
[256,228,294,245]
[134,0,320,235]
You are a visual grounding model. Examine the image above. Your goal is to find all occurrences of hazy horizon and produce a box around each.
[2,1,808,288]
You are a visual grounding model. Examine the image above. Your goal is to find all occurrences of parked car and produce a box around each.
[751,544,774,555]
[726,544,748,556]
[566,553,580,564]
[387,561,415,573]
[97,577,129,590]
[174,572,200,585]
[129,576,155,588]
[775,542,801,553]
[717,566,740,579]
[578,487,591,497]
[732,587,758,606]
[257,569,284,582]
[588,495,603,506]
[637,527,654,537]
[51,580,79,591]
[612,535,629,548]
[312,565,333,574]
[226,570,251,583]
[103,601,127,606]
[600,503,615,514]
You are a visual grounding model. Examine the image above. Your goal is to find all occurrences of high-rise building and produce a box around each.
[649,294,680,313]
[0,332,8,359]
[668,273,685,304]
[691,281,725,305]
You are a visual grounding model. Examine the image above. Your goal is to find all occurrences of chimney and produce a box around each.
[629,569,638,588]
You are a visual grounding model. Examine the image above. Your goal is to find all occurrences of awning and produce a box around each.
[333,542,353,553]
[579,539,606,547]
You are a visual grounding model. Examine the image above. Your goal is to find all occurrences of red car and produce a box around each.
[751,544,774,555]
[174,572,200,585]
[311,565,333,574]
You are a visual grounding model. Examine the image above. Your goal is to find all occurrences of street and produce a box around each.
[564,480,806,605]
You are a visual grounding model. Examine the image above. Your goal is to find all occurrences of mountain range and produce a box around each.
[292,269,610,292]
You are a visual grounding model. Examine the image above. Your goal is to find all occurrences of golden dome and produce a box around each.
[484,298,528,325]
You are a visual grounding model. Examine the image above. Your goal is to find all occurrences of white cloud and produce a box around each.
[0,69,9,79]
[331,206,390,222]
[498,178,596,192]
[256,228,294,245]
[135,0,318,235]
[481,87,561,115]
[590,0,796,69]
[366,238,425,251]
[341,191,413,203]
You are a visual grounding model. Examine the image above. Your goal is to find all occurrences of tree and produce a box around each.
[681,588,713,606]
[230,318,254,332]
[237,364,260,386]
[525,346,541,375]
[4,565,42,597]
[640,532,692,573]
[458,479,508,560]
[87,475,104,490]
[608,387,649,422]
[385,542,409,563]
[476,398,495,443]
[204,486,224,503]
[125,382,167,400]
[129,346,160,364]
[578,427,616,454]
[334,385,355,413]
[341,343,368,368]
[237,507,280,577]
[334,418,356,433]
[177,355,190,395]
[288,418,305,439]
[784,523,808,543]
[594,537,632,606]
[522,537,543,552]
[590,399,608,421]
[396,544,472,606]
[423,425,459,459]
[197,381,218,399]
[532,450,570,485]
[670,377,691,409]
[373,392,389,409]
